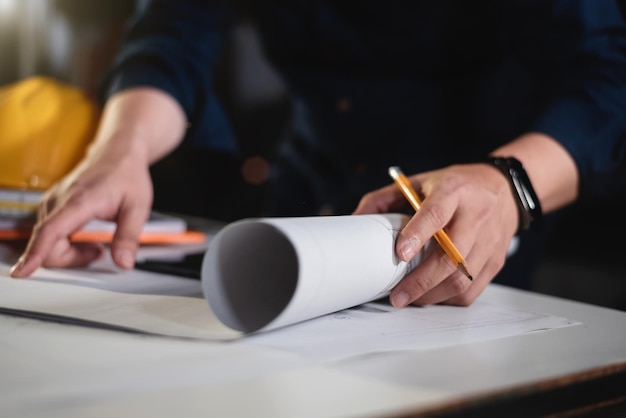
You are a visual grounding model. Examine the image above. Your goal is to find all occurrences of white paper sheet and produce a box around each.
[0,221,580,363]
[240,298,579,361]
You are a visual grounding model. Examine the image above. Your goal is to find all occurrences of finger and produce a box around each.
[353,183,405,214]
[395,193,456,262]
[389,246,458,307]
[38,186,59,223]
[441,247,506,306]
[10,200,97,278]
[395,227,476,306]
[42,239,104,269]
[438,275,485,306]
[410,228,507,306]
[411,270,474,306]
[37,199,48,223]
[408,227,478,306]
[110,203,150,270]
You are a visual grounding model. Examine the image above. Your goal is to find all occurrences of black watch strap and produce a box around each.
[486,156,542,234]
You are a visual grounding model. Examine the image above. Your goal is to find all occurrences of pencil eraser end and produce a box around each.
[388,166,401,179]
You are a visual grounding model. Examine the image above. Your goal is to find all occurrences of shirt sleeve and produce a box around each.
[99,0,237,153]
[503,0,626,201]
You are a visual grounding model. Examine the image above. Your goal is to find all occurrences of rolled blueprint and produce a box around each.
[201,213,427,333]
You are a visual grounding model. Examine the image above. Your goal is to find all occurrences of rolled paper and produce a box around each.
[201,213,427,333]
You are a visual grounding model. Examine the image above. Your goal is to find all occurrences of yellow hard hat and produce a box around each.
[0,76,100,190]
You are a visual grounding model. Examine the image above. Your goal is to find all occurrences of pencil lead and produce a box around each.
[458,263,473,281]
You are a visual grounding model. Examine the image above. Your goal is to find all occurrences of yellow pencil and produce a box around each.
[388,166,473,281]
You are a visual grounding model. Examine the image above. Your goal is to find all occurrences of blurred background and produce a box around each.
[0,0,290,220]
[0,0,136,96]
[0,0,624,310]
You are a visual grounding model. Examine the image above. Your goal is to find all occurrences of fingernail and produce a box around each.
[398,238,419,262]
[116,249,135,269]
[9,257,25,277]
[391,291,410,308]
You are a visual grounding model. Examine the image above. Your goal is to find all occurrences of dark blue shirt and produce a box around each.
[103,0,626,215]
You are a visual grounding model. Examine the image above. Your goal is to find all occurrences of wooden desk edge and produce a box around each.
[398,362,626,417]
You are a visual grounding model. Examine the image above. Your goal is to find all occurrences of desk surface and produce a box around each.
[1,270,626,417]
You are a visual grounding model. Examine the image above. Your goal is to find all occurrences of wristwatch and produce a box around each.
[485,156,542,234]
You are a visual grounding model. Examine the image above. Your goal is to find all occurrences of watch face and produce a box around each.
[521,184,538,211]
[487,156,542,231]
[511,173,530,210]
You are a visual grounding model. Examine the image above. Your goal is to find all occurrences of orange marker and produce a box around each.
[0,229,206,245]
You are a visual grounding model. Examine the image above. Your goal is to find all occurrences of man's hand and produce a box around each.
[10,88,187,277]
[354,162,519,307]
[9,142,154,277]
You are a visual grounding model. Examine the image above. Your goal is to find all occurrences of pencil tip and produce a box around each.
[457,263,473,281]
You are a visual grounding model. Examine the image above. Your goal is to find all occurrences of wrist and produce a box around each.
[484,156,543,235]
[92,88,186,164]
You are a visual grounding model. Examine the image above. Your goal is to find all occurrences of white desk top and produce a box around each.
[1,260,626,417]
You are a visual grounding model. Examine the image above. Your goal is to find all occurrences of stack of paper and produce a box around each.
[0,187,205,244]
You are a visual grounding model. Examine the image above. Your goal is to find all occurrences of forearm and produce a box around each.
[502,0,626,201]
[85,87,187,167]
[490,132,579,214]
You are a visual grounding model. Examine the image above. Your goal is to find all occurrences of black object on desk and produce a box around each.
[134,252,204,280]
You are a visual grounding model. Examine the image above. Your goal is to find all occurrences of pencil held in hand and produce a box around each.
[388,166,473,281]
